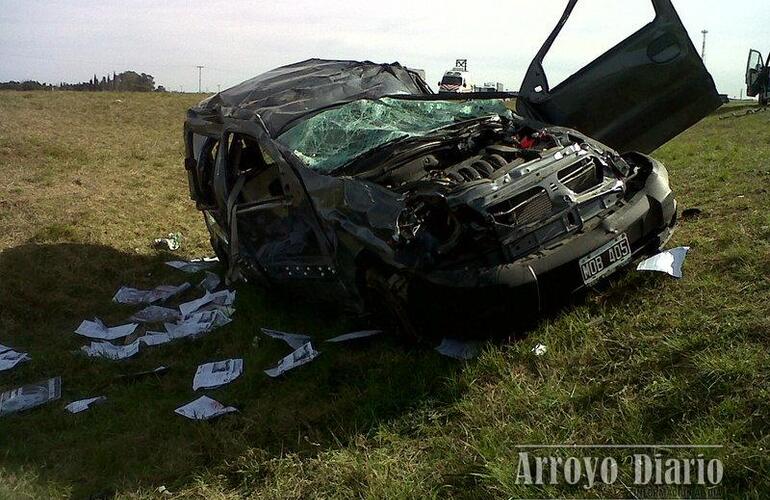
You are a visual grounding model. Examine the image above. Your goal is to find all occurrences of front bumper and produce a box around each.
[403,160,676,332]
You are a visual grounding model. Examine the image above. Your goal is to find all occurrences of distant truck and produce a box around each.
[477,82,505,93]
[439,59,474,94]
[746,49,769,105]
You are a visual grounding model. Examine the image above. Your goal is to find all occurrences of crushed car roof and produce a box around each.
[188,58,432,138]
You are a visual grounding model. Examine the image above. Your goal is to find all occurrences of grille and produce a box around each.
[558,158,604,194]
[489,187,553,226]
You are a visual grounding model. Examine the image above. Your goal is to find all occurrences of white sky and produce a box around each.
[0,0,766,97]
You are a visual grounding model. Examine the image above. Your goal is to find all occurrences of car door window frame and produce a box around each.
[520,0,679,101]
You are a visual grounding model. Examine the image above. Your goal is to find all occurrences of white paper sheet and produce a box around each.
[138,332,173,346]
[152,232,181,251]
[178,290,236,318]
[113,283,191,305]
[325,330,382,343]
[166,257,219,274]
[163,307,232,339]
[198,271,221,292]
[636,247,691,278]
[0,350,31,372]
[81,340,140,360]
[0,377,62,417]
[164,315,214,339]
[0,344,11,354]
[261,328,312,350]
[264,342,320,378]
[175,395,237,420]
[65,396,106,414]
[192,359,244,390]
[75,318,139,341]
[130,305,181,323]
[532,343,548,356]
[435,338,481,361]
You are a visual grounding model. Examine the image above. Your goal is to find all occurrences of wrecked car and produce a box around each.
[183,0,720,335]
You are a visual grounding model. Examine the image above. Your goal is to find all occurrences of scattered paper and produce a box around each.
[198,271,221,292]
[75,318,139,341]
[65,396,106,414]
[264,342,320,378]
[179,289,236,318]
[130,305,181,324]
[532,343,548,356]
[175,395,237,420]
[156,486,173,497]
[636,247,691,279]
[163,308,232,339]
[261,328,312,350]
[82,340,140,360]
[166,257,219,274]
[113,283,191,305]
[0,377,62,417]
[0,350,31,372]
[435,338,481,361]
[153,232,181,251]
[325,330,382,343]
[193,359,244,391]
[138,332,173,346]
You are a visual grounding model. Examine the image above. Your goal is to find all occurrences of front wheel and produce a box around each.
[363,268,421,340]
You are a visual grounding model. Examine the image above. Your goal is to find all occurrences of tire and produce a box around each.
[363,267,421,340]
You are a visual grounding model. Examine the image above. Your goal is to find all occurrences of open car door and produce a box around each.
[746,49,769,105]
[517,0,721,154]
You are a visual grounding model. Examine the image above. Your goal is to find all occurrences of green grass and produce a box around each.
[1,91,769,499]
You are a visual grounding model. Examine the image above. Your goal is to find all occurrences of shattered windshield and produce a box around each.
[277,97,512,173]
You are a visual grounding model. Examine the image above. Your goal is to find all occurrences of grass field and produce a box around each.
[0,91,769,499]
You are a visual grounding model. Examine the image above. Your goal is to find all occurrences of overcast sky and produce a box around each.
[0,0,766,97]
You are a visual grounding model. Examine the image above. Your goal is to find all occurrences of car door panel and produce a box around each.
[517,0,721,154]
[746,49,767,97]
[212,121,340,287]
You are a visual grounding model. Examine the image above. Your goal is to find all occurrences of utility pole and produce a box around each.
[701,30,708,59]
[195,65,204,93]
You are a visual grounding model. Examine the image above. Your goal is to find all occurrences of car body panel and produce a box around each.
[188,59,431,139]
[516,0,721,154]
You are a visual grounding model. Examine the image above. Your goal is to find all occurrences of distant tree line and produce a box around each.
[0,71,166,92]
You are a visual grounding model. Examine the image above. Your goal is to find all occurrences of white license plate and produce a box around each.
[579,233,632,285]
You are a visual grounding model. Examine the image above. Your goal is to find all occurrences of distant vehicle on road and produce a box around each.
[439,59,474,93]
[746,49,769,105]
[477,82,505,93]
